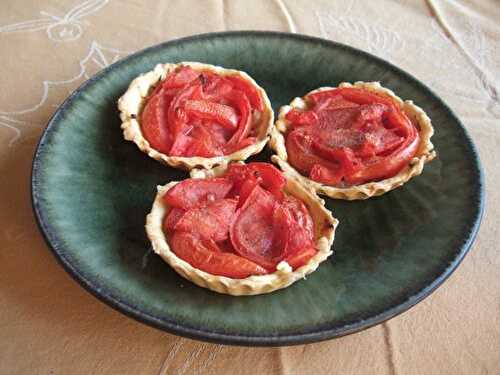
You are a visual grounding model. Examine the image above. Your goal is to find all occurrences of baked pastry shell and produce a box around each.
[118,62,274,170]
[145,163,338,296]
[269,82,436,200]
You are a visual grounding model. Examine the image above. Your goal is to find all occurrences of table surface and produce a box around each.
[1,0,499,373]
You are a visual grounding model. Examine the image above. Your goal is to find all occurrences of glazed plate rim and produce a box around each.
[31,31,485,346]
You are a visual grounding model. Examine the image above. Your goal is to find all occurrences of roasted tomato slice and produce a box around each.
[230,185,283,270]
[270,204,292,258]
[163,66,200,89]
[286,128,338,175]
[225,90,252,147]
[362,126,404,156]
[167,82,202,138]
[286,87,420,185]
[347,131,420,185]
[322,96,359,111]
[284,246,317,270]
[237,178,260,208]
[247,162,286,200]
[278,196,315,258]
[225,75,264,111]
[308,87,394,107]
[187,124,224,157]
[141,66,263,158]
[224,163,253,195]
[174,199,238,241]
[184,100,238,130]
[170,232,268,278]
[163,208,186,232]
[202,74,234,99]
[310,163,344,185]
[225,136,257,154]
[203,121,233,145]
[224,163,261,206]
[270,195,316,269]
[282,196,314,240]
[141,89,173,154]
[285,109,319,126]
[168,130,195,156]
[311,143,361,176]
[170,124,225,157]
[224,163,285,204]
[163,177,233,209]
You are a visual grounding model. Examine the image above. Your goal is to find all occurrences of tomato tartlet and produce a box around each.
[146,162,338,295]
[118,62,274,170]
[270,82,436,200]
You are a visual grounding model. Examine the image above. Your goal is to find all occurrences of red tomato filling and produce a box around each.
[140,66,264,157]
[162,163,317,278]
[284,87,420,186]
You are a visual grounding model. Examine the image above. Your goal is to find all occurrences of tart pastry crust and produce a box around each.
[269,82,436,200]
[118,62,274,170]
[145,163,338,296]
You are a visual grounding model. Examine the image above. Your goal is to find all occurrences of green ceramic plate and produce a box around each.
[32,32,484,346]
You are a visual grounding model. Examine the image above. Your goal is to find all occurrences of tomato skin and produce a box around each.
[224,163,254,196]
[308,87,394,107]
[225,90,252,148]
[170,232,268,278]
[247,163,286,200]
[201,73,233,98]
[286,128,338,175]
[230,185,281,271]
[285,109,318,125]
[282,196,314,240]
[268,195,316,269]
[167,83,203,139]
[163,177,233,209]
[237,178,259,208]
[224,163,285,204]
[163,66,200,89]
[187,124,223,157]
[141,89,173,154]
[285,246,317,270]
[310,163,342,185]
[174,199,238,241]
[225,75,264,111]
[225,137,257,154]
[184,100,238,130]
[163,208,186,232]
[347,131,420,185]
[168,131,194,156]
[279,196,315,262]
[311,143,361,176]
[141,66,262,158]
[285,87,420,186]
[203,121,232,145]
[163,163,318,276]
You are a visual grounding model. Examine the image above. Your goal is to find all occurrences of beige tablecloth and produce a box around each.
[1,0,499,373]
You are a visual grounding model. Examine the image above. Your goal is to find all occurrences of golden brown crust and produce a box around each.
[145,162,338,296]
[118,62,274,171]
[269,81,436,200]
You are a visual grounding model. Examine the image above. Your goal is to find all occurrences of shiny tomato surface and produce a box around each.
[162,163,317,278]
[285,87,419,186]
[141,66,264,157]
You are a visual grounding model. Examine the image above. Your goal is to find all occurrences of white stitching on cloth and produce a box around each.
[275,0,297,33]
[0,41,129,147]
[0,0,109,42]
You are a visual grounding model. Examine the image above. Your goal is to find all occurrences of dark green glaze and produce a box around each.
[32,32,483,346]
